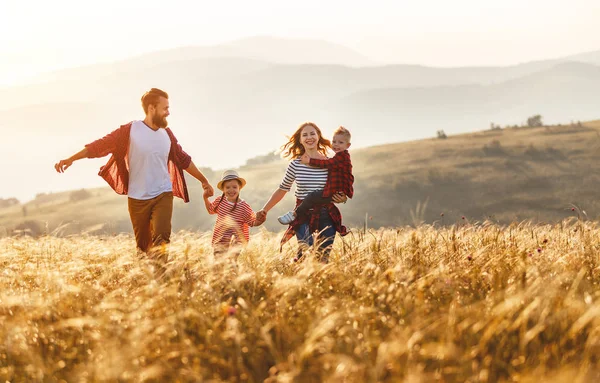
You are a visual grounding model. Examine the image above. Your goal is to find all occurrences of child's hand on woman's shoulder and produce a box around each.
[300,153,310,164]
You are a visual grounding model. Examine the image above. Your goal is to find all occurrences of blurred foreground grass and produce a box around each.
[1,219,600,382]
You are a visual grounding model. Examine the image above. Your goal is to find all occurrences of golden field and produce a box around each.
[2,218,600,382]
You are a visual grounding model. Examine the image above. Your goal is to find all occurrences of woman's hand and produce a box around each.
[332,192,348,204]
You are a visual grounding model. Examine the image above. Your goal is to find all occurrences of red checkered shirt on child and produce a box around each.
[308,149,354,198]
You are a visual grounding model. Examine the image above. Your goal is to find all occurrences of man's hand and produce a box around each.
[255,210,267,225]
[332,192,348,204]
[202,182,214,197]
[54,158,73,173]
[300,153,310,165]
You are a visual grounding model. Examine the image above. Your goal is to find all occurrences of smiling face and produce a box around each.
[300,125,319,151]
[332,133,351,152]
[222,179,241,202]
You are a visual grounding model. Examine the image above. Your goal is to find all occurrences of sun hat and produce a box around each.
[216,170,247,191]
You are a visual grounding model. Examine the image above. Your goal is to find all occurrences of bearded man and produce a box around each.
[54,88,214,262]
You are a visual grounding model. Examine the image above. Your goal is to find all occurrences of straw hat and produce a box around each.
[216,170,247,191]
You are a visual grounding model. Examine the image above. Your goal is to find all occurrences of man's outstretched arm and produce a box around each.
[54,147,89,173]
[55,126,124,173]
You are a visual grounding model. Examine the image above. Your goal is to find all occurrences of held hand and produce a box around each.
[255,210,267,225]
[332,192,348,204]
[54,158,73,173]
[300,153,310,164]
[202,182,214,197]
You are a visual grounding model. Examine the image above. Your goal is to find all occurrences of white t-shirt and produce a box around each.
[127,120,173,200]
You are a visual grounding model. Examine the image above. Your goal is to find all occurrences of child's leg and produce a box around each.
[295,190,332,217]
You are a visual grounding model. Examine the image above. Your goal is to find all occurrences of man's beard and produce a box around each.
[153,114,168,129]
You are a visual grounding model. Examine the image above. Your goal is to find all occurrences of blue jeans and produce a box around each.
[295,207,336,263]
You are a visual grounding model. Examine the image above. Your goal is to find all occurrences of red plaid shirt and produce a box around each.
[309,150,354,198]
[84,122,192,202]
[280,198,348,251]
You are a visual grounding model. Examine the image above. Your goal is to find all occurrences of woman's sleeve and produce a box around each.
[278,161,296,191]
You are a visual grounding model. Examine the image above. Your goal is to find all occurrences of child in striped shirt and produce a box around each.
[203,170,258,255]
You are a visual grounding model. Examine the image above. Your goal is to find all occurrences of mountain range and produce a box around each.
[1,36,600,202]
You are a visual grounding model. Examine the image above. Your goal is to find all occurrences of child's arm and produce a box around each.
[203,190,217,215]
[307,152,346,169]
[249,211,258,227]
[244,203,259,227]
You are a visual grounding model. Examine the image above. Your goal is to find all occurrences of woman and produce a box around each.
[256,122,348,263]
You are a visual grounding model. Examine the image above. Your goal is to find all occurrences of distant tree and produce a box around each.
[0,198,19,209]
[437,130,448,139]
[527,115,543,128]
[13,220,42,237]
[70,189,92,202]
[244,152,280,167]
[34,192,60,204]
[482,140,504,156]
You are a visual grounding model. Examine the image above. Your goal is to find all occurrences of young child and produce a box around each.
[278,126,354,224]
[204,170,257,255]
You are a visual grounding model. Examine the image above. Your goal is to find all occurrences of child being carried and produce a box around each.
[278,126,354,224]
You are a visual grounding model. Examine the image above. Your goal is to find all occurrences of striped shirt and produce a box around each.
[208,196,256,246]
[279,159,329,199]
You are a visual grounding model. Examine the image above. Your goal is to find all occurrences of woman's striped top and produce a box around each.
[208,196,256,246]
[279,159,329,200]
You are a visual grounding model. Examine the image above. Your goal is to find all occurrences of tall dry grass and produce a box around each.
[1,219,600,382]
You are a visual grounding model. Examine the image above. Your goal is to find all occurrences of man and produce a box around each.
[55,88,214,262]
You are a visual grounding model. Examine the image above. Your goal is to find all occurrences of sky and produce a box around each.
[1,0,599,86]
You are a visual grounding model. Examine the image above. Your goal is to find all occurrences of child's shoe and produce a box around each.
[278,211,296,225]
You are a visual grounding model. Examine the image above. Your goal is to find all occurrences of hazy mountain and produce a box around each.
[2,37,600,201]
[318,61,600,142]
[24,36,372,85]
[563,49,600,66]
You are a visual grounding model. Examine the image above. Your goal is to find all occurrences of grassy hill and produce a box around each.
[2,120,600,236]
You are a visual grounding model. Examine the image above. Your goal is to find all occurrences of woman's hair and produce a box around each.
[214,179,242,212]
[280,122,331,160]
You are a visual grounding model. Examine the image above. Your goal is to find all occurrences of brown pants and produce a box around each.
[128,192,173,260]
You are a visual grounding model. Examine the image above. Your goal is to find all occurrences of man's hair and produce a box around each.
[141,88,169,114]
[334,126,351,142]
